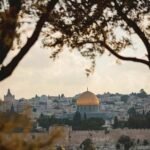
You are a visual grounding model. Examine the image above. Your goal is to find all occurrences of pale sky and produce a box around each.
[0,34,150,100]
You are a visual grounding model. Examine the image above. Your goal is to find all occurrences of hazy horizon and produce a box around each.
[0,34,150,99]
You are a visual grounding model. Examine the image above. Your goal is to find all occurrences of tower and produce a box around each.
[4,89,15,102]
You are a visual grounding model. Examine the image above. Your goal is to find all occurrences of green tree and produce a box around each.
[113,116,119,129]
[73,111,81,122]
[121,95,129,103]
[72,111,81,130]
[56,146,65,150]
[146,112,150,128]
[37,114,51,130]
[126,111,150,129]
[128,107,136,116]
[79,118,105,130]
[138,89,148,98]
[71,98,77,104]
[137,139,140,145]
[116,143,121,150]
[118,135,133,150]
[143,139,149,146]
[32,108,37,112]
[80,138,95,150]
[84,112,87,120]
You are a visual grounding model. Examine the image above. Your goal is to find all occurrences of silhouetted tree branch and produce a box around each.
[44,0,150,75]
[0,0,59,81]
[101,41,150,66]
[76,40,149,66]
[114,0,150,61]
[0,0,150,80]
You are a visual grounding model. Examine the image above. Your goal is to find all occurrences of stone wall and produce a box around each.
[69,129,150,145]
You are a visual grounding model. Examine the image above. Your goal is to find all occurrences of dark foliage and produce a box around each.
[117,135,133,150]
[0,0,150,81]
[80,138,95,150]
[37,112,105,131]
[114,111,150,129]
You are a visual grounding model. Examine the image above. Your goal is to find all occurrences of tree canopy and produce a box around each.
[0,0,149,80]
[80,138,95,150]
[117,135,133,150]
[0,0,59,81]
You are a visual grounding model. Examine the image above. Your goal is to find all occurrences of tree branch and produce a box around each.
[114,0,150,61]
[0,0,59,81]
[100,41,150,67]
[77,40,150,67]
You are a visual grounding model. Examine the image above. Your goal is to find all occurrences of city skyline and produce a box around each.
[1,0,150,100]
[0,35,150,99]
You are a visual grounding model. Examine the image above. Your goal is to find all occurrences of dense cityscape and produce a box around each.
[0,89,150,149]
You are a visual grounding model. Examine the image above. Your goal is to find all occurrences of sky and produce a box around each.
[0,34,150,99]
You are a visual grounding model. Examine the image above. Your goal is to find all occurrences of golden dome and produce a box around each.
[77,91,100,106]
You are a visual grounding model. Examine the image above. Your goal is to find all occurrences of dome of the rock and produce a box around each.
[76,91,100,114]
[77,91,100,106]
